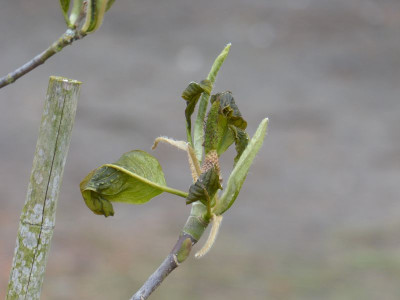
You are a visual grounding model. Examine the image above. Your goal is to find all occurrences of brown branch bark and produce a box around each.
[0,29,85,89]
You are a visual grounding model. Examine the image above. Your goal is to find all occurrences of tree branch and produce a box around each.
[130,203,209,300]
[0,29,85,89]
[130,234,196,300]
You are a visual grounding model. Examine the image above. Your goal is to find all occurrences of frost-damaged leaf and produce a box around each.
[186,167,222,206]
[106,0,116,11]
[216,91,247,130]
[182,80,212,134]
[80,150,183,217]
[213,118,268,215]
[204,91,248,163]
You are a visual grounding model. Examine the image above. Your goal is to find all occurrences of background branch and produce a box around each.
[0,29,84,89]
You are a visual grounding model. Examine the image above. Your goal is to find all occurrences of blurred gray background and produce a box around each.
[1,0,400,299]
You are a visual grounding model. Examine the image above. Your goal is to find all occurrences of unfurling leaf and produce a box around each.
[204,91,248,162]
[81,0,108,33]
[213,118,268,215]
[80,150,187,217]
[182,80,212,136]
[186,167,222,206]
[106,0,116,11]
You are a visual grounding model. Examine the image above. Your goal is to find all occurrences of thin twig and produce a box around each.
[130,234,198,300]
[0,29,85,89]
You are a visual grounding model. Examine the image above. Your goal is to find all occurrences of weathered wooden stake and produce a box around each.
[6,76,81,300]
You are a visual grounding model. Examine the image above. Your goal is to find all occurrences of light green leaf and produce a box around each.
[80,150,188,217]
[59,0,70,14]
[186,167,222,206]
[213,118,268,215]
[106,0,116,11]
[59,0,71,26]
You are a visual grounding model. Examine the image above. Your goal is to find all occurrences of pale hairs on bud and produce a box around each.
[195,214,223,259]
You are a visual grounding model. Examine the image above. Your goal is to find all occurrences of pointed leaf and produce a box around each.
[213,118,268,215]
[193,44,231,162]
[182,80,212,136]
[106,0,116,11]
[186,167,222,206]
[80,150,187,217]
[59,0,70,14]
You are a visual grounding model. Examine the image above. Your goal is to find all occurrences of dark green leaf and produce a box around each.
[106,0,116,11]
[231,127,249,165]
[182,80,212,135]
[211,91,247,130]
[186,167,222,206]
[80,150,187,217]
[204,91,248,160]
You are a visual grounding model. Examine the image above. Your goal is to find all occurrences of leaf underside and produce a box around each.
[80,150,167,217]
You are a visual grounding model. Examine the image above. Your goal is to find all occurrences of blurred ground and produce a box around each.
[1,0,400,299]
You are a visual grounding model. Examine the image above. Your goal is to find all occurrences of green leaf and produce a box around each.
[182,80,212,144]
[215,92,247,130]
[68,0,83,26]
[204,91,248,161]
[231,127,249,165]
[106,0,116,11]
[59,0,71,26]
[59,0,70,14]
[203,99,221,155]
[213,118,268,215]
[186,167,222,206]
[80,150,188,217]
[81,0,108,33]
[193,43,231,162]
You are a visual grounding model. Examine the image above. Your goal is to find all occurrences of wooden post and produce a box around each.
[6,76,81,299]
